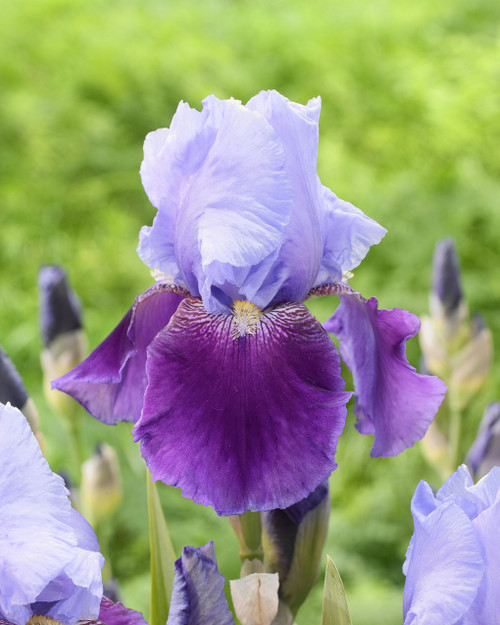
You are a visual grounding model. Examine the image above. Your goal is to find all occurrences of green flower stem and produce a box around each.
[68,413,86,475]
[238,511,263,564]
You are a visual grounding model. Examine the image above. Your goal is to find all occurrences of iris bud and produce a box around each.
[467,402,500,480]
[262,481,330,617]
[81,443,122,527]
[38,265,86,419]
[0,346,43,448]
[420,239,492,410]
[430,238,464,323]
[230,572,279,625]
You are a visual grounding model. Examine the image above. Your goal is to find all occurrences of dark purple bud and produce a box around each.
[38,265,82,347]
[262,480,330,614]
[431,238,463,315]
[0,346,28,409]
[467,402,500,479]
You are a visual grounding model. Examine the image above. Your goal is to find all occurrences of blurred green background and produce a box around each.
[1,0,500,623]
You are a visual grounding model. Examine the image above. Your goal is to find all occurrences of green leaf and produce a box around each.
[321,555,352,625]
[147,471,176,625]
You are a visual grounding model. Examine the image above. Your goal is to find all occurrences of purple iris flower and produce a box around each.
[53,91,446,515]
[0,402,103,625]
[403,465,500,624]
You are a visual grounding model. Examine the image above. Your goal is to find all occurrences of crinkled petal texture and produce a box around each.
[138,91,384,313]
[324,293,447,456]
[167,542,234,625]
[98,597,148,625]
[52,283,185,424]
[0,403,103,625]
[314,185,386,286]
[133,297,349,515]
[403,465,500,625]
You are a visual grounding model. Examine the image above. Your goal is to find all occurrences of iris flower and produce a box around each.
[53,91,446,515]
[403,465,500,624]
[0,402,103,625]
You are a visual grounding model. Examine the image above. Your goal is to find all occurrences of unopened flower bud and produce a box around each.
[230,572,279,625]
[262,480,330,616]
[467,402,500,480]
[0,346,43,448]
[431,238,463,319]
[38,266,86,418]
[448,318,493,412]
[81,443,122,526]
[420,239,492,410]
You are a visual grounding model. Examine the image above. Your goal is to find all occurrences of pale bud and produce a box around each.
[230,573,279,625]
[467,403,500,480]
[81,443,122,526]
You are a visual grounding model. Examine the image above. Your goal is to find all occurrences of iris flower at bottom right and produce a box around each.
[403,464,500,625]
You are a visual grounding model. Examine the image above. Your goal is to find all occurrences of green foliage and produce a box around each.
[1,1,499,623]
[147,473,176,625]
[321,556,352,625]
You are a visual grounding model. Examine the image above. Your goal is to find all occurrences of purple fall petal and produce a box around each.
[98,597,148,625]
[324,293,446,456]
[167,542,234,625]
[52,283,185,424]
[133,297,349,515]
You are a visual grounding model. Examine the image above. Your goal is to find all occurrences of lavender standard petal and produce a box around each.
[133,298,349,515]
[52,284,184,424]
[246,90,323,303]
[468,498,500,622]
[325,294,446,456]
[0,403,103,625]
[403,497,484,625]
[140,96,293,314]
[167,542,234,625]
[314,185,386,285]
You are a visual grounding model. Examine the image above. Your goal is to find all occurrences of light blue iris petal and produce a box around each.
[137,210,184,287]
[184,98,293,312]
[402,481,437,576]
[403,499,484,625]
[314,185,387,286]
[468,498,500,623]
[247,90,324,303]
[436,464,500,521]
[0,403,103,625]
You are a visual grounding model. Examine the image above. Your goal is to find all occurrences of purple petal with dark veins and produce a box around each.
[133,298,349,515]
[166,542,234,625]
[324,293,446,457]
[52,284,185,424]
[98,597,148,625]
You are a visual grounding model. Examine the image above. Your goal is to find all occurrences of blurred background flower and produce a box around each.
[1,1,499,623]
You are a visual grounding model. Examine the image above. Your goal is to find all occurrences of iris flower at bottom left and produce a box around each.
[0,402,104,625]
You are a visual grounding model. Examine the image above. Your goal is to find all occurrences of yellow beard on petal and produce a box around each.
[232,300,263,339]
[27,617,64,625]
